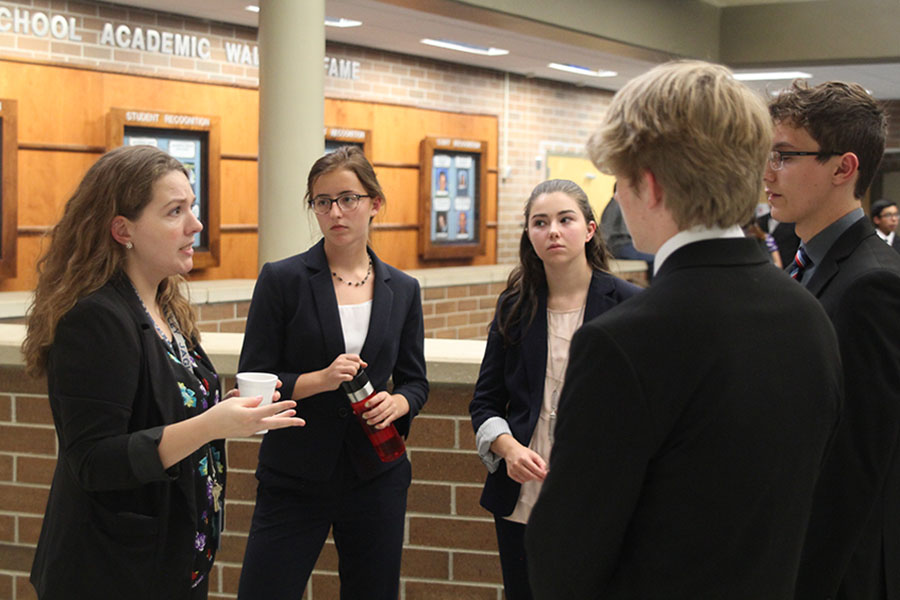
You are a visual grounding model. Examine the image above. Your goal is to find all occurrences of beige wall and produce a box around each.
[720,0,900,65]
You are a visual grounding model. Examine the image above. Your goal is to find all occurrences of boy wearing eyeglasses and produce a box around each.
[767,81,900,600]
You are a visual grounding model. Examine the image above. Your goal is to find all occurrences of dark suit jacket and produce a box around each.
[468,270,641,516]
[795,218,900,600]
[879,231,900,253]
[31,275,224,600]
[239,240,428,482]
[758,213,801,268]
[526,238,841,600]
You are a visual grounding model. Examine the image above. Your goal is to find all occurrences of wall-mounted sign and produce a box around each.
[100,24,211,59]
[108,108,221,270]
[419,136,488,260]
[0,99,17,278]
[0,7,365,79]
[0,7,80,40]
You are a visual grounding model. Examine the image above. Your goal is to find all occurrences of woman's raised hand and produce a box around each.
[206,381,304,439]
[319,353,368,390]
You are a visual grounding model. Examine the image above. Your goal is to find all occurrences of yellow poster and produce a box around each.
[545,154,616,222]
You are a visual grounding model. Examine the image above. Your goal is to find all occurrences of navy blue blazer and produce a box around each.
[239,240,428,482]
[468,270,641,516]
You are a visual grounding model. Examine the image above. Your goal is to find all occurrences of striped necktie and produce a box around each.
[789,246,812,282]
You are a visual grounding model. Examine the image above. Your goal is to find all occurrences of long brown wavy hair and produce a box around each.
[497,179,610,345]
[23,145,199,378]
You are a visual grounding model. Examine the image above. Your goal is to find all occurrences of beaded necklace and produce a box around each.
[332,256,373,287]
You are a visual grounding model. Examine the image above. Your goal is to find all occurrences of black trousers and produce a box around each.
[238,456,411,600]
[494,515,534,600]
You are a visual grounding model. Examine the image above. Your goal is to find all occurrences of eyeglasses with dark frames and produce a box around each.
[767,150,842,171]
[309,193,371,214]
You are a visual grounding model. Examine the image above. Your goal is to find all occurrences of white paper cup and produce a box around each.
[236,372,278,434]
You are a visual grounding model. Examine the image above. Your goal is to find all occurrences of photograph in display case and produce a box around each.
[419,136,487,260]
[108,108,220,269]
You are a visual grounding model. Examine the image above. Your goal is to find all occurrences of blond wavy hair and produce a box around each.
[588,60,773,229]
[23,145,199,378]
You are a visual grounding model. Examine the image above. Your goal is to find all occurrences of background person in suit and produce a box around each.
[237,146,428,600]
[469,179,640,599]
[599,186,655,267]
[767,81,900,600]
[869,198,900,252]
[23,145,302,600]
[525,61,841,600]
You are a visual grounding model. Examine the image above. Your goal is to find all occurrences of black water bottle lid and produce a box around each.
[340,368,373,402]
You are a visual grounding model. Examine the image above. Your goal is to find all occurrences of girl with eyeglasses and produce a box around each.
[237,146,428,599]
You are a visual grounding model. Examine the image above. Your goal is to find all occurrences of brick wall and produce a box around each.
[196,300,251,335]
[324,43,616,265]
[194,261,648,340]
[0,369,499,599]
[193,283,503,340]
[0,367,55,600]
[422,282,505,340]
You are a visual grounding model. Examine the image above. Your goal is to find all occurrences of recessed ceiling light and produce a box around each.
[733,71,812,81]
[421,38,509,56]
[548,63,617,77]
[245,5,259,13]
[325,17,363,28]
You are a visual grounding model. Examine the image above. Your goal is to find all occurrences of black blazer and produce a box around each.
[526,238,841,599]
[239,240,428,482]
[31,275,224,600]
[796,218,900,600]
[468,270,640,516]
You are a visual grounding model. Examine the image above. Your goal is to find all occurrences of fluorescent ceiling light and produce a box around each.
[420,38,509,56]
[733,71,812,81]
[245,5,259,12]
[325,17,363,28]
[548,62,617,77]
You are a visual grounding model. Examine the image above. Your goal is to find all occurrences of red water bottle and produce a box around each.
[341,368,406,462]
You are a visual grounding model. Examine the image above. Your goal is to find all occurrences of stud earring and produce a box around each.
[125,241,133,249]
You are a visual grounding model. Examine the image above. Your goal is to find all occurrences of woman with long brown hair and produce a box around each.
[469,179,640,599]
[24,145,303,600]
